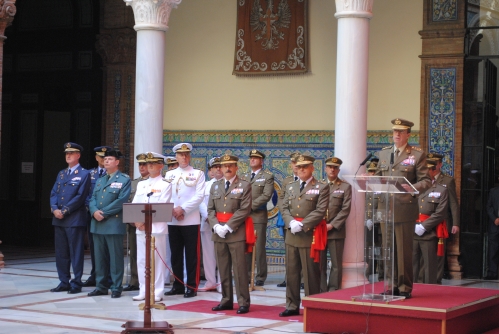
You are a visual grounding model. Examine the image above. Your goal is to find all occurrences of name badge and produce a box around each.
[110,182,123,189]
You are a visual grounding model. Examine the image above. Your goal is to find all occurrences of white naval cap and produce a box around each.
[173,143,192,153]
[165,156,178,165]
[145,152,166,163]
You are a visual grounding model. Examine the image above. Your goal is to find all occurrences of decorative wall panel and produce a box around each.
[432,0,457,21]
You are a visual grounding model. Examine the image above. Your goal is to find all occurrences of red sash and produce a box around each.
[216,212,256,253]
[417,213,449,256]
[296,217,327,263]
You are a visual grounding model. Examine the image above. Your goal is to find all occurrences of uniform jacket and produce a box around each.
[365,191,380,220]
[375,144,431,222]
[435,173,460,228]
[89,170,131,235]
[282,178,329,247]
[277,175,298,210]
[326,178,352,239]
[208,176,252,243]
[164,165,205,226]
[50,165,91,228]
[132,175,172,234]
[486,186,499,234]
[240,169,274,224]
[129,175,148,203]
[415,182,448,240]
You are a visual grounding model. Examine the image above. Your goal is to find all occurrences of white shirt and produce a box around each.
[132,175,172,234]
[165,165,206,226]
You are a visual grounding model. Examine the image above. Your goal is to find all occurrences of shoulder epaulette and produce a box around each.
[162,178,172,183]
[382,146,393,150]
[412,146,422,151]
[122,173,130,178]
[264,170,273,175]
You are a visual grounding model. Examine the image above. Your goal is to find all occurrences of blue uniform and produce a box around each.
[50,164,91,288]
[89,170,131,293]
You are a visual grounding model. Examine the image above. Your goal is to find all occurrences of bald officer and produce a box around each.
[208,154,252,314]
[426,152,460,283]
[50,142,91,294]
[164,143,206,298]
[320,157,351,292]
[88,149,131,298]
[375,118,431,299]
[413,159,449,284]
[279,155,329,317]
[240,149,274,286]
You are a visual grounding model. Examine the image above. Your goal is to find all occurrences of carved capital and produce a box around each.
[96,29,136,65]
[124,0,182,31]
[335,0,373,19]
[0,0,17,36]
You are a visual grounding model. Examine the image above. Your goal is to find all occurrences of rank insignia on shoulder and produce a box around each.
[412,147,422,151]
[382,146,393,150]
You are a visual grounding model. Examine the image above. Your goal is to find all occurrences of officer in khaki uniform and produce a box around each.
[375,118,431,299]
[276,152,300,288]
[426,152,460,283]
[240,149,274,286]
[279,155,329,317]
[320,157,351,292]
[208,154,252,314]
[413,159,449,284]
[122,153,149,292]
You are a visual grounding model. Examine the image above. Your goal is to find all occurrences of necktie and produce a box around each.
[294,176,298,181]
[225,180,230,192]
[67,168,71,176]
[251,172,255,181]
[300,181,306,192]
[99,169,104,177]
[395,149,400,157]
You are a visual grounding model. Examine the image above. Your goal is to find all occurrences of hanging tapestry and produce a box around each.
[233,0,308,76]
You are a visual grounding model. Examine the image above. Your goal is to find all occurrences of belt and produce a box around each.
[216,212,256,253]
[417,213,448,256]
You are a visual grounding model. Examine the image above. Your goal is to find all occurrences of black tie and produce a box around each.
[300,181,306,192]
[67,168,71,176]
[99,169,104,177]
[294,176,298,181]
[251,172,255,181]
[225,180,230,192]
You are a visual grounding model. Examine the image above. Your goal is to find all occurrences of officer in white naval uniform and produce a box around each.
[131,152,172,302]
[164,143,206,298]
[199,157,223,291]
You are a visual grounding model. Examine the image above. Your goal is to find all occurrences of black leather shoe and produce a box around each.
[87,289,107,297]
[277,281,286,287]
[50,284,70,292]
[164,287,185,296]
[279,309,300,317]
[380,287,400,296]
[184,289,197,298]
[82,279,96,287]
[300,283,304,290]
[237,306,249,314]
[212,304,233,311]
[255,280,264,286]
[122,285,139,291]
[400,292,411,299]
[67,287,82,294]
[484,275,498,280]
[111,291,121,298]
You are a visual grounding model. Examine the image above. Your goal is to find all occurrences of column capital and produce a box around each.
[0,0,17,36]
[124,0,181,32]
[335,0,373,19]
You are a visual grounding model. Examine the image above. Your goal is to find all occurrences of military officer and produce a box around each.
[122,153,149,292]
[240,149,274,286]
[279,155,329,317]
[208,154,252,314]
[426,152,460,283]
[276,152,300,288]
[88,149,131,298]
[132,152,172,302]
[166,156,179,170]
[164,143,206,298]
[83,146,112,287]
[199,157,223,291]
[50,142,91,294]
[375,118,431,299]
[320,157,351,292]
[413,159,449,284]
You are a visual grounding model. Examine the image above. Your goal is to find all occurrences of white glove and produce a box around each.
[415,224,426,236]
[222,224,232,234]
[290,220,303,234]
[214,224,228,238]
[365,219,373,231]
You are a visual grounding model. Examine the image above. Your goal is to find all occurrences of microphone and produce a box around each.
[390,152,394,166]
[359,152,373,166]
[147,192,154,197]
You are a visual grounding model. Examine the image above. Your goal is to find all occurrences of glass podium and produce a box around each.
[343,175,418,303]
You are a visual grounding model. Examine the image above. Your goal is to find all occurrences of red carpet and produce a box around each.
[302,283,499,334]
[167,299,303,322]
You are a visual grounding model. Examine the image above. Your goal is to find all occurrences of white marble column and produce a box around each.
[334,0,373,288]
[125,0,181,178]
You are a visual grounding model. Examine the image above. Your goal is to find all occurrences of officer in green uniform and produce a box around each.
[240,149,274,286]
[375,118,431,299]
[88,149,131,298]
[320,157,351,292]
[413,159,449,284]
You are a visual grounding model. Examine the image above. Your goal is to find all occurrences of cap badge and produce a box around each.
[428,153,433,158]
[298,156,304,162]
[332,158,338,163]
[66,143,71,148]
[395,119,401,125]
[223,155,230,161]
[181,144,188,150]
[167,158,171,163]
[102,147,107,152]
[252,149,256,154]
[147,152,153,159]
